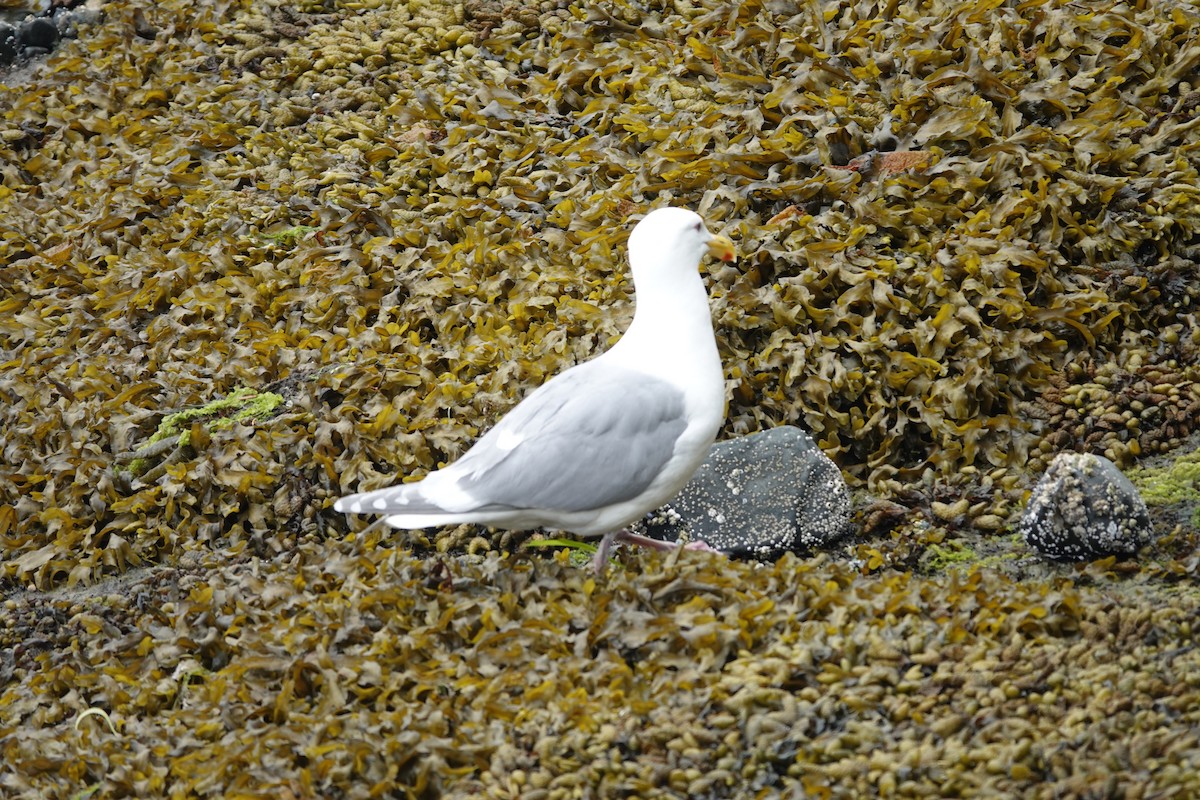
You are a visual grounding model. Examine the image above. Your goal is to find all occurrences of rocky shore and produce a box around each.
[2,0,1198,796]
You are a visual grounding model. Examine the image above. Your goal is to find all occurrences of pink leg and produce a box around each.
[593,530,721,574]
[592,530,618,576]
[612,531,720,553]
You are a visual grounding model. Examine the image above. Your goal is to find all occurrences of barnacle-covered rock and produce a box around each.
[1019,452,1151,561]
[635,426,850,559]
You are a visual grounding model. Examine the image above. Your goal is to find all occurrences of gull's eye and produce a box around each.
[692,220,703,232]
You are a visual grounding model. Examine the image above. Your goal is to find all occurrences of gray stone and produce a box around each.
[634,426,851,560]
[0,24,17,65]
[18,18,58,52]
[1018,452,1151,562]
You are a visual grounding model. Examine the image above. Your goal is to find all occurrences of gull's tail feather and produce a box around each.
[334,483,446,516]
[334,479,507,531]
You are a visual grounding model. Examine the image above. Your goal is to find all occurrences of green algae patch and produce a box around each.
[525,536,602,570]
[924,539,978,571]
[120,387,285,479]
[1129,445,1200,531]
[262,225,320,247]
[1130,448,1200,506]
[148,387,285,448]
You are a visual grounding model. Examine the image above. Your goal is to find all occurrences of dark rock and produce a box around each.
[132,8,159,40]
[1018,452,1151,561]
[19,17,59,51]
[635,426,851,560]
[0,24,17,65]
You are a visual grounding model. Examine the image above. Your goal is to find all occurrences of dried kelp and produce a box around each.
[2,0,1200,792]
[3,542,1200,797]
[3,0,1198,585]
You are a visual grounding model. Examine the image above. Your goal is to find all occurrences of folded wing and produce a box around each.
[335,361,688,518]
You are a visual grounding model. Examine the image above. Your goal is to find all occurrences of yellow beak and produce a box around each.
[706,234,736,263]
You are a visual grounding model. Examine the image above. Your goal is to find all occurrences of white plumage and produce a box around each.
[334,207,735,557]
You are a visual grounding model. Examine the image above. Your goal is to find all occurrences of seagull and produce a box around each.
[334,207,736,572]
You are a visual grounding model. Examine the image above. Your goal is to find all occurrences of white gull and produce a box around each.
[334,207,735,569]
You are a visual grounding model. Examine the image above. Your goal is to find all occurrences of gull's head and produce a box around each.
[627,208,736,279]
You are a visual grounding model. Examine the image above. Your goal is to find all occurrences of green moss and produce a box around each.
[147,387,285,447]
[925,540,978,570]
[262,225,319,246]
[1129,448,1200,506]
[120,388,285,477]
[124,456,148,478]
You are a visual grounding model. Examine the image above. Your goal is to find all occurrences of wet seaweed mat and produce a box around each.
[2,0,1199,584]
[2,0,1200,795]
[3,543,1199,798]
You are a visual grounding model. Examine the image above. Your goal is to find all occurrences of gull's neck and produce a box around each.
[602,266,719,387]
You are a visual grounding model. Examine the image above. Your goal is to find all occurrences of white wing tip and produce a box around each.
[334,487,415,515]
[372,495,399,510]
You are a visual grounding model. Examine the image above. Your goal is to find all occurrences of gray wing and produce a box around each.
[448,361,688,512]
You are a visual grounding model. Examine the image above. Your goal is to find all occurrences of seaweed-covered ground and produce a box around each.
[2,0,1199,796]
